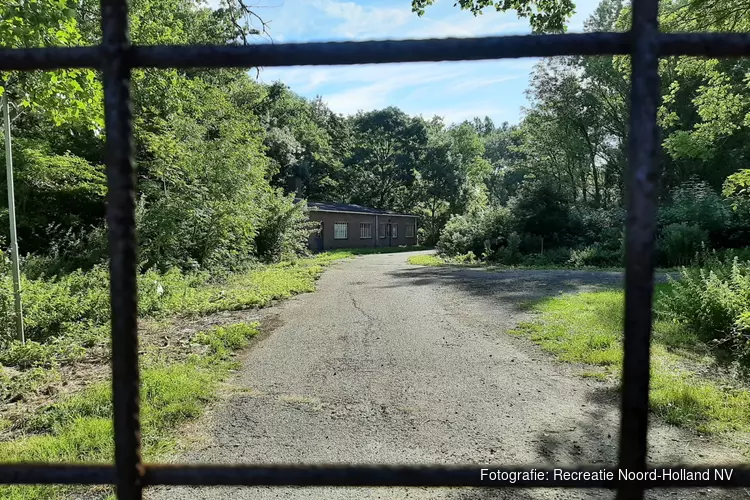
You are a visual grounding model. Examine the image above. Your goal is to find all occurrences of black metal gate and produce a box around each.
[1,0,750,498]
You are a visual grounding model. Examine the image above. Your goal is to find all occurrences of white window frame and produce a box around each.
[405,223,415,238]
[360,222,372,239]
[379,223,387,239]
[391,223,398,239]
[333,222,348,240]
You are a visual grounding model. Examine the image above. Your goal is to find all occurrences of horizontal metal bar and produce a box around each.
[1,32,750,72]
[3,464,750,488]
[132,33,628,68]
[0,46,101,70]
[659,32,750,56]
[0,464,115,485]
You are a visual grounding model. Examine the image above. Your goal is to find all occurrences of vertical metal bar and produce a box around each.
[618,0,661,499]
[100,0,142,499]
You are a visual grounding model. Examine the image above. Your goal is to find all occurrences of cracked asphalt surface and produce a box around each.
[149,251,746,500]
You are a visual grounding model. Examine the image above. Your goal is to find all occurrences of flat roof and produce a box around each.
[295,199,416,217]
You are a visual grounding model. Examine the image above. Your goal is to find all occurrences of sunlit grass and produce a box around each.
[407,254,445,266]
[512,286,750,436]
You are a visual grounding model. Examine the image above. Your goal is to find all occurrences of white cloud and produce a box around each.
[260,59,525,123]
[452,75,521,91]
[310,0,414,39]
[308,62,467,114]
[404,15,524,39]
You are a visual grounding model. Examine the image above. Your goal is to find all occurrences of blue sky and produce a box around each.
[239,0,603,125]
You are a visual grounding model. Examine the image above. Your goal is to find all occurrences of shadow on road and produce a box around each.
[385,266,622,312]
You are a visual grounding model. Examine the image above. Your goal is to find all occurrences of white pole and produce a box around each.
[3,91,24,343]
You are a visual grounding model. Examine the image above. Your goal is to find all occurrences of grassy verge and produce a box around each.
[0,323,258,500]
[512,286,750,441]
[0,251,354,499]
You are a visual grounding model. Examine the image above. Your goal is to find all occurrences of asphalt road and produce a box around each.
[149,252,746,500]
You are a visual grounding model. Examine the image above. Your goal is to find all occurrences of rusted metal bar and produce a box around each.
[145,464,750,488]
[618,0,661,499]
[0,46,101,70]
[0,0,747,494]
[132,33,629,67]
[143,465,724,488]
[1,33,750,72]
[0,464,115,484]
[3,464,750,488]
[659,32,750,56]
[100,0,142,499]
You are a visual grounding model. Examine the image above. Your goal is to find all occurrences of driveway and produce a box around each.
[150,252,745,500]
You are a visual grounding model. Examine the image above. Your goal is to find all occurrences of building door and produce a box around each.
[381,223,392,247]
[315,222,324,252]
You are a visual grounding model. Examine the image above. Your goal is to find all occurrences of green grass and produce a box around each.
[407,254,445,266]
[0,323,258,500]
[513,286,750,437]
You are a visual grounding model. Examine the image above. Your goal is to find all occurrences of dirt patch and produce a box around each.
[0,306,272,441]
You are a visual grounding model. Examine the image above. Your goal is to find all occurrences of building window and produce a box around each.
[391,223,398,238]
[334,222,348,240]
[405,224,415,238]
[379,223,387,239]
[360,223,372,239]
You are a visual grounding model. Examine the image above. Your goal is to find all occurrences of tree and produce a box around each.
[343,107,428,211]
[512,182,573,248]
[411,0,575,33]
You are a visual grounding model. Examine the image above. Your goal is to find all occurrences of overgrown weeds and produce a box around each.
[0,322,258,500]
[659,256,750,368]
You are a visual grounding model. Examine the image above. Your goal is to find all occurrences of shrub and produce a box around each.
[576,207,625,250]
[0,340,86,369]
[661,181,731,234]
[569,245,622,268]
[658,223,708,267]
[495,232,522,264]
[453,252,478,264]
[511,182,574,248]
[540,247,573,265]
[254,192,317,263]
[437,207,512,258]
[659,259,750,362]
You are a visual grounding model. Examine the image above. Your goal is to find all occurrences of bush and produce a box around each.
[453,252,478,264]
[661,181,731,234]
[511,183,574,248]
[659,259,750,363]
[437,207,512,258]
[539,247,573,265]
[254,192,318,263]
[576,207,625,250]
[495,232,522,264]
[658,223,708,267]
[569,245,622,268]
[0,340,86,369]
